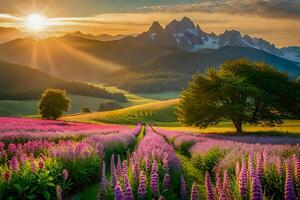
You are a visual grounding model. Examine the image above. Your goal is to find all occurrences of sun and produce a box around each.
[26,14,48,32]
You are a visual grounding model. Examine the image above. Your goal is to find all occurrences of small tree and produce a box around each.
[38,89,70,120]
[177,59,300,134]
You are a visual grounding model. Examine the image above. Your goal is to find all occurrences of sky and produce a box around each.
[0,0,299,47]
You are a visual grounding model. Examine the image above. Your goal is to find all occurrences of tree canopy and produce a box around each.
[38,89,70,120]
[177,59,300,134]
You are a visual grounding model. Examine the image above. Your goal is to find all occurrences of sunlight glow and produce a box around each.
[26,13,47,32]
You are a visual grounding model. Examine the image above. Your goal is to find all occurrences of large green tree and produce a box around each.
[177,59,300,134]
[38,89,70,120]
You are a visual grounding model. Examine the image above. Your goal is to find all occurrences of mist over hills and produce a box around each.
[0,17,299,93]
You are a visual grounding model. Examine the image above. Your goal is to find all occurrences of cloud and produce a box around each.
[140,0,300,20]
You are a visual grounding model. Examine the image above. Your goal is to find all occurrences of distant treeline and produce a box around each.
[103,70,191,93]
[0,60,127,102]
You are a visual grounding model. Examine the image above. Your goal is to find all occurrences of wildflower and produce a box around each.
[20,153,28,164]
[115,181,124,200]
[124,183,134,200]
[251,174,263,200]
[239,159,248,199]
[276,157,283,176]
[223,170,231,199]
[8,143,17,154]
[163,174,170,191]
[205,172,216,200]
[117,155,122,177]
[180,175,188,200]
[10,156,19,172]
[138,171,147,199]
[63,169,69,181]
[39,158,44,169]
[285,161,296,200]
[190,183,199,200]
[56,185,62,200]
[101,161,107,194]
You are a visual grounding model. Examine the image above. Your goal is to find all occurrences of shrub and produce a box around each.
[98,101,123,112]
[81,106,91,113]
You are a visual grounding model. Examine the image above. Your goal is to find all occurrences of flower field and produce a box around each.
[0,117,299,199]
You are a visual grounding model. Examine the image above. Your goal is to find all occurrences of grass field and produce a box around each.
[0,91,180,117]
[63,99,179,125]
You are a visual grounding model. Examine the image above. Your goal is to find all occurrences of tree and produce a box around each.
[177,59,300,134]
[38,89,70,120]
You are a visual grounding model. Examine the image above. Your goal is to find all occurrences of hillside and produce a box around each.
[0,60,126,101]
[63,99,179,126]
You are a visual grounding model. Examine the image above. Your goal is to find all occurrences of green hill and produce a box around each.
[0,60,126,101]
[63,99,179,126]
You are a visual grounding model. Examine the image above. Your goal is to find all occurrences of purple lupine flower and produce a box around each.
[146,156,151,172]
[122,160,128,181]
[151,160,159,195]
[262,150,268,167]
[3,170,11,182]
[111,155,117,189]
[248,154,255,181]
[251,174,263,200]
[101,161,107,194]
[190,183,199,200]
[256,152,263,181]
[285,161,296,200]
[124,183,135,200]
[292,154,300,180]
[133,162,139,182]
[56,185,62,200]
[117,155,122,177]
[205,172,216,200]
[115,181,125,200]
[63,169,68,181]
[216,173,223,197]
[277,157,283,176]
[223,170,231,199]
[163,174,170,191]
[10,156,19,172]
[138,171,147,199]
[239,159,248,199]
[180,175,188,200]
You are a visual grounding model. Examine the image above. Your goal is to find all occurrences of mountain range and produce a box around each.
[0,17,299,93]
[136,17,300,64]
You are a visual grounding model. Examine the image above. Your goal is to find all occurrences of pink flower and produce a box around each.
[63,169,68,181]
[205,172,216,200]
[10,156,19,172]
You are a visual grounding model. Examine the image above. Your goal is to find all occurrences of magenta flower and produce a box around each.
[115,181,125,200]
[10,156,19,172]
[180,175,188,200]
[235,161,240,182]
[292,154,300,180]
[205,172,216,200]
[190,183,199,200]
[122,160,128,181]
[239,159,248,199]
[133,162,139,182]
[251,174,263,200]
[63,169,69,181]
[216,173,223,197]
[39,158,44,170]
[8,143,17,154]
[285,161,296,200]
[20,153,28,164]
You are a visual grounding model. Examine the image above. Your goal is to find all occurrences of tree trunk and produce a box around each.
[233,120,243,134]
